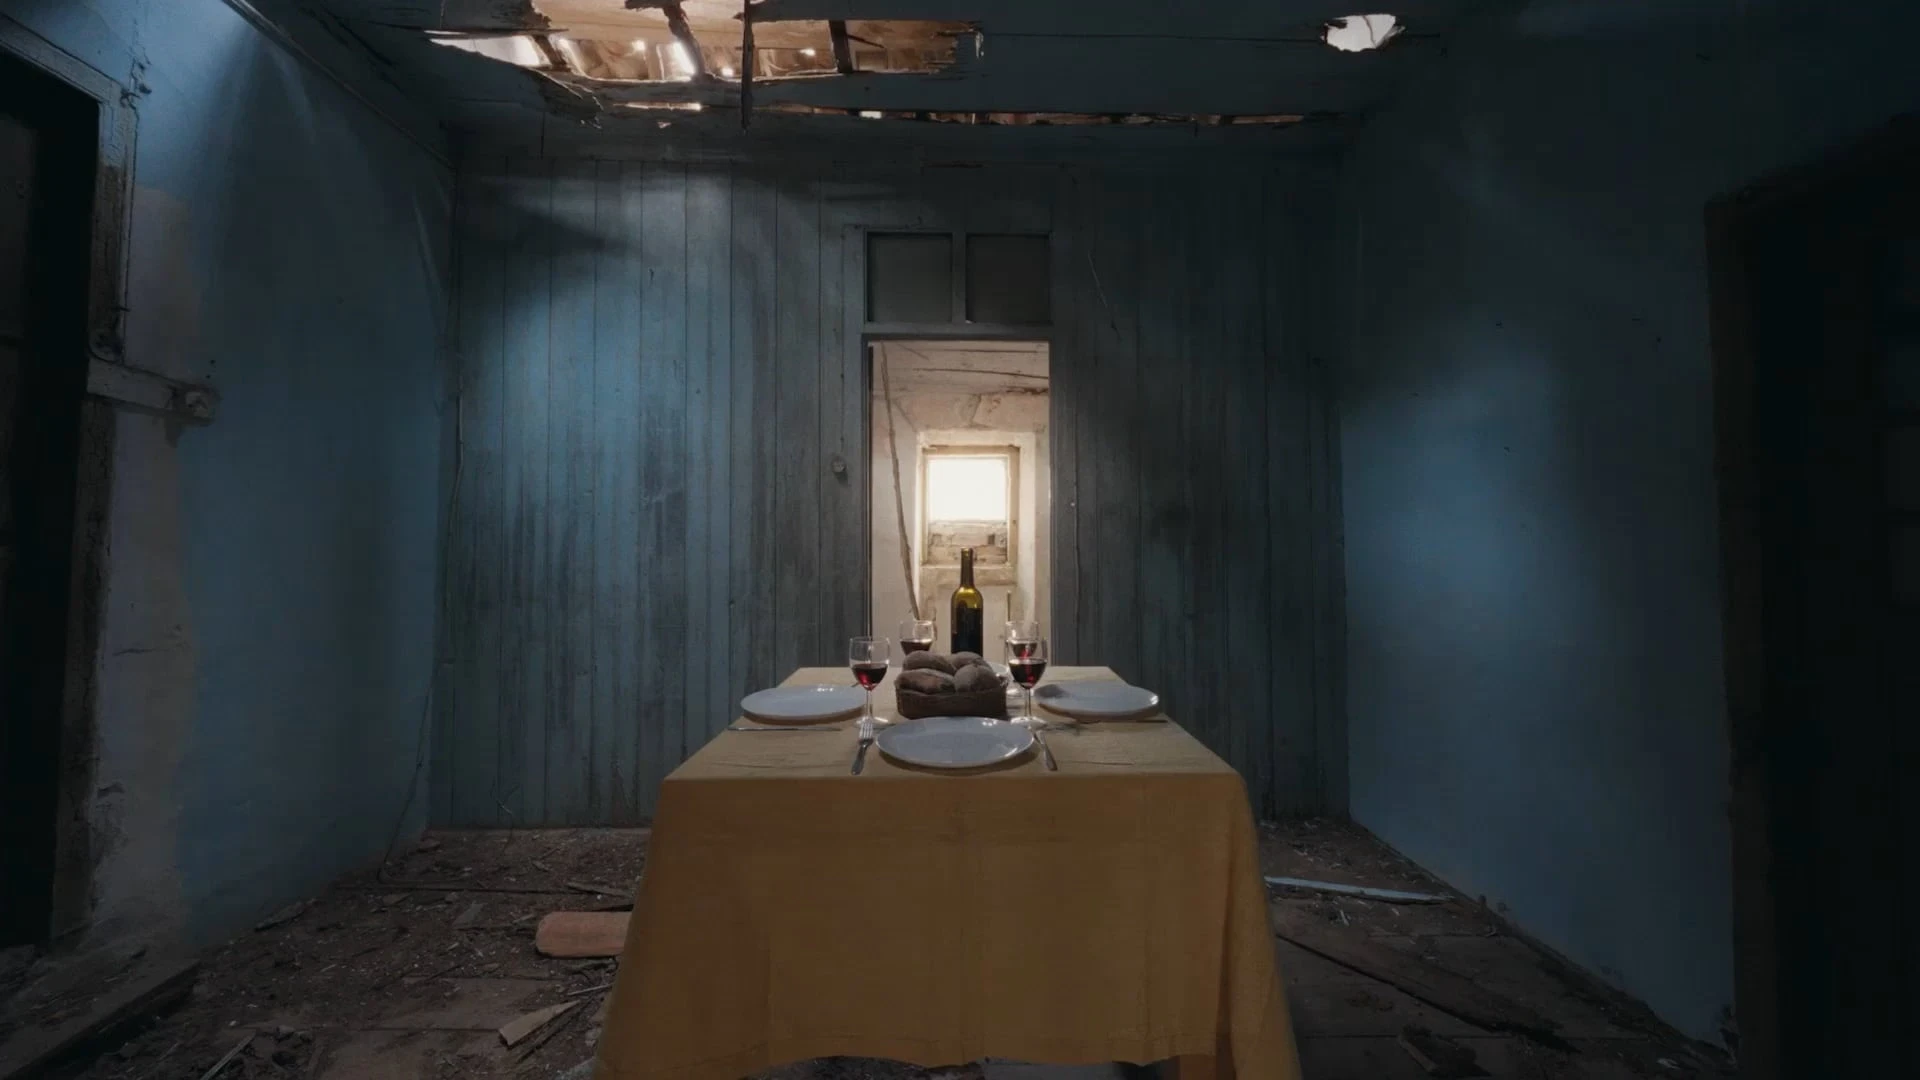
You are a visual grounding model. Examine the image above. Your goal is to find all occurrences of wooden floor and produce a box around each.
[5,823,1728,1079]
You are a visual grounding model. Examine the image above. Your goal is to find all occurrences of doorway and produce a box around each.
[0,48,96,948]
[868,339,1051,652]
[1710,119,1920,1079]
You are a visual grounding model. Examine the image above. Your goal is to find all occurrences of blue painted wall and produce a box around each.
[1335,0,1920,1042]
[6,0,451,951]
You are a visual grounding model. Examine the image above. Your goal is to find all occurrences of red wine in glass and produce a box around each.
[1005,634,1049,725]
[898,619,936,656]
[849,636,891,724]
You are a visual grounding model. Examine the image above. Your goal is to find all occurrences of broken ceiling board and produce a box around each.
[533,1,966,53]
[746,43,1409,116]
[359,18,557,104]
[501,27,1418,115]
[319,0,547,29]
[742,0,1473,34]
[321,0,1470,32]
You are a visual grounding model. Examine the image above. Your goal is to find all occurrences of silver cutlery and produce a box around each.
[727,723,845,732]
[850,718,876,774]
[1032,726,1057,771]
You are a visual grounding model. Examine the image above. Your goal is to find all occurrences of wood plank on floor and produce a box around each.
[1272,903,1566,1046]
[1382,933,1644,1041]
[0,958,198,1079]
[1278,941,1482,1040]
[533,911,629,958]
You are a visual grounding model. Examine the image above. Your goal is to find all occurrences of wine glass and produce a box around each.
[848,636,891,724]
[1006,636,1049,726]
[1004,620,1041,660]
[898,618,936,657]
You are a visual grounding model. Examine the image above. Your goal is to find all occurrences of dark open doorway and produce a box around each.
[1710,118,1920,1079]
[0,47,97,949]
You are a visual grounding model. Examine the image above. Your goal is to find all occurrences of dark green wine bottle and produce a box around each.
[950,548,984,655]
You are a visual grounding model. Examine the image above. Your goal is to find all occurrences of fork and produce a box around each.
[1032,725,1058,771]
[850,717,876,774]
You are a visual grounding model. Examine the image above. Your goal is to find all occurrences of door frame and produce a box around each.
[845,219,1059,660]
[0,13,136,948]
[1706,114,1920,1080]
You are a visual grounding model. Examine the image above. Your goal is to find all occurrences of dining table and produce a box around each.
[592,665,1302,1080]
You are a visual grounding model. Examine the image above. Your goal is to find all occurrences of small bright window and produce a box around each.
[922,447,1017,569]
[926,455,1009,521]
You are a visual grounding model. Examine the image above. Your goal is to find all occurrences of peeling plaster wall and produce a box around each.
[1334,0,1920,1042]
[6,0,451,953]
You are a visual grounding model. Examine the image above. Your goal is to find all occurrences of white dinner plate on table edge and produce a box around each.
[739,684,867,725]
[875,717,1035,769]
[1033,680,1162,720]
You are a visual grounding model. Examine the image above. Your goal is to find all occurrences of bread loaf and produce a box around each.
[896,670,955,694]
[952,664,1002,693]
[902,652,956,675]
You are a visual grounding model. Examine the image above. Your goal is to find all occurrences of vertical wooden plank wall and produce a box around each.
[441,159,1342,823]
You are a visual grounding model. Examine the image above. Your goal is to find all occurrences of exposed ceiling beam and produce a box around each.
[661,2,711,78]
[739,0,755,127]
[829,20,856,74]
[532,33,573,71]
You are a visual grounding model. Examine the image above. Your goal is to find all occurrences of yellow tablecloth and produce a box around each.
[594,667,1300,1080]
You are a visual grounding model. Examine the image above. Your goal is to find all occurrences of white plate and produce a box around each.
[1033,680,1162,719]
[876,716,1035,769]
[740,684,866,724]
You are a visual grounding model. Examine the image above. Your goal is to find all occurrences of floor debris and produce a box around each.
[1270,902,1568,1048]
[565,880,632,899]
[0,957,199,1079]
[1396,1025,1489,1077]
[1263,875,1448,904]
[498,1000,580,1047]
[23,824,1729,1080]
[451,901,485,929]
[535,911,630,958]
[195,1033,250,1080]
[252,900,313,932]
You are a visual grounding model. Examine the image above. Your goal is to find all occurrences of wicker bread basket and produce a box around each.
[894,684,1009,720]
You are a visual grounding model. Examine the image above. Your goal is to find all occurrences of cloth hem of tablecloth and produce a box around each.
[592,1032,1224,1080]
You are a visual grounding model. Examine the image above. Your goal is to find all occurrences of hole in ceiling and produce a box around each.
[431,34,550,68]
[470,1,969,81]
[1323,14,1401,52]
